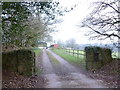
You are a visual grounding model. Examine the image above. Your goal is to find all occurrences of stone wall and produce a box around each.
[2,49,35,76]
[85,46,113,71]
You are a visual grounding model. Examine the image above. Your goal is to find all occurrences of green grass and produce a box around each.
[112,52,120,58]
[51,49,85,66]
[32,47,42,56]
[66,49,85,55]
[66,49,119,59]
[47,51,60,64]
[32,47,42,75]
[34,67,42,75]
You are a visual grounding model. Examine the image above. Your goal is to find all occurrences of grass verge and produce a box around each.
[32,47,42,75]
[46,50,60,64]
[32,47,42,56]
[51,49,85,68]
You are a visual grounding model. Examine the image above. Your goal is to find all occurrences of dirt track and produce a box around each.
[40,49,107,88]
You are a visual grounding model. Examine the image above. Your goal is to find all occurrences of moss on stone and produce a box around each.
[85,46,112,71]
[2,49,35,76]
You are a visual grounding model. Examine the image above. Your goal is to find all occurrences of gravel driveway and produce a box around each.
[40,49,107,88]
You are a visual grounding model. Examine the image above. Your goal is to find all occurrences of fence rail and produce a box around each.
[62,48,85,58]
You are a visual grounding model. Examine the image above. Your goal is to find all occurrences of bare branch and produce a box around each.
[101,2,120,13]
[81,0,119,42]
[85,24,120,39]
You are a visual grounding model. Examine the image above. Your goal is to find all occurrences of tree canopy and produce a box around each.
[81,0,119,46]
[2,2,31,47]
[2,1,75,49]
[65,38,77,49]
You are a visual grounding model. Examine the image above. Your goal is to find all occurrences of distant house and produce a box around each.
[50,44,59,48]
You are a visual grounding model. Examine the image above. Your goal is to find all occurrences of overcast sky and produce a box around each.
[51,0,114,45]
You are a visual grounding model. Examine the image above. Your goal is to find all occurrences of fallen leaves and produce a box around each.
[2,71,47,88]
[88,59,119,88]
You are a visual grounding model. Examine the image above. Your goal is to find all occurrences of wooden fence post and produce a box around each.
[69,49,70,55]
[77,49,79,58]
[33,52,36,76]
[73,49,74,56]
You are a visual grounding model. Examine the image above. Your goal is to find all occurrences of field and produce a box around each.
[65,49,85,57]
[64,48,119,59]
[112,52,120,58]
[65,49,85,54]
[32,47,42,56]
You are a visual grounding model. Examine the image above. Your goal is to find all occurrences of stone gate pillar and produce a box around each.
[85,46,112,71]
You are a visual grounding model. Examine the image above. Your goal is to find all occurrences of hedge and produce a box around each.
[2,49,35,76]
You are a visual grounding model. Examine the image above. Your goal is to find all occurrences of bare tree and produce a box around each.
[81,0,120,46]
[65,38,76,49]
[57,40,65,48]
